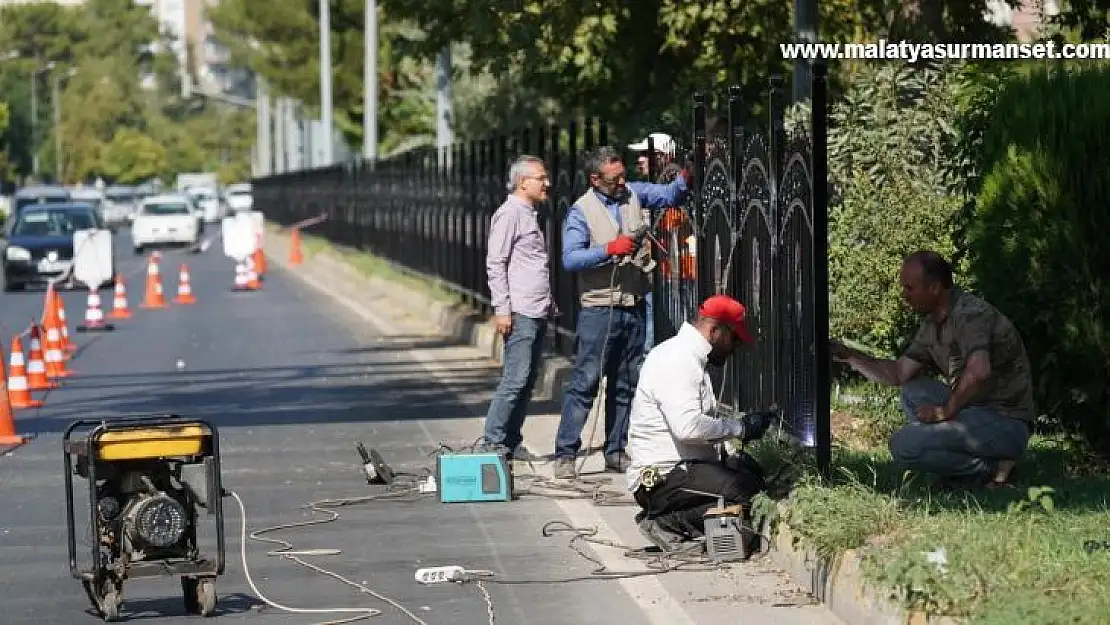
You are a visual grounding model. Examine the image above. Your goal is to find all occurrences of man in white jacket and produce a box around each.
[627,294,773,551]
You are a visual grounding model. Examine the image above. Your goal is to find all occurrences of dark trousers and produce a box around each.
[555,304,647,458]
[482,314,547,450]
[633,455,767,539]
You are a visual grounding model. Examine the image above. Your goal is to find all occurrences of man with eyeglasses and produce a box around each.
[553,145,692,479]
[481,155,555,461]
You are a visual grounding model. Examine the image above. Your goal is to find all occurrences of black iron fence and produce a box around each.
[254,66,831,474]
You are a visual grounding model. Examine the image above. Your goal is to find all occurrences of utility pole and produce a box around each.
[256,82,271,176]
[318,0,334,166]
[434,47,453,168]
[363,0,377,161]
[793,0,818,102]
[52,75,62,183]
[30,75,39,179]
[273,97,285,174]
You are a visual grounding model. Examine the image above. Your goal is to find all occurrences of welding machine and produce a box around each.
[435,451,513,503]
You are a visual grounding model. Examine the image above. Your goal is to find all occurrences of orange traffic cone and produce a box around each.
[289,228,304,266]
[7,335,43,409]
[77,286,115,332]
[246,256,260,290]
[43,301,72,380]
[46,285,76,355]
[232,260,247,291]
[109,274,132,319]
[253,233,267,278]
[174,264,196,304]
[25,325,55,391]
[0,340,30,446]
[141,255,168,309]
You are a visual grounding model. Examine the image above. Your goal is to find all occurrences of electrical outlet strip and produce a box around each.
[415,566,466,584]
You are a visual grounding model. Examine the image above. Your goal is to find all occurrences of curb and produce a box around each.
[262,225,951,625]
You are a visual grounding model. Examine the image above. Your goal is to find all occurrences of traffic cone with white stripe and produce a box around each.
[232,259,251,291]
[7,335,43,409]
[26,325,54,391]
[174,264,196,304]
[109,274,132,319]
[43,301,72,380]
[253,232,267,279]
[141,253,168,309]
[0,339,30,446]
[77,285,115,332]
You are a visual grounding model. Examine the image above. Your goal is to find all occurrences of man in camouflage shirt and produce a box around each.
[830,250,1034,488]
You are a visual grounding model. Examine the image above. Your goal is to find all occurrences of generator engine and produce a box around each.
[94,461,197,568]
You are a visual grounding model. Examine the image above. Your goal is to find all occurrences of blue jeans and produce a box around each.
[555,304,647,459]
[483,314,548,450]
[644,291,655,353]
[890,378,1030,478]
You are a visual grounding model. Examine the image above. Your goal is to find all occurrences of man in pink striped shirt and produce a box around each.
[480,155,555,461]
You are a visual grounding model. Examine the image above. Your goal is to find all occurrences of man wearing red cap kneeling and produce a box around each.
[627,295,775,551]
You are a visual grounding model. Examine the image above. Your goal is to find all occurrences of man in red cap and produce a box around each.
[626,294,775,552]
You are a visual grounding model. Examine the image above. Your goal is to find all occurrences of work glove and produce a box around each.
[680,168,693,188]
[738,411,776,443]
[605,235,637,257]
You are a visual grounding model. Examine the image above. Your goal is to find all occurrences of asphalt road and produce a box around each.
[0,228,649,624]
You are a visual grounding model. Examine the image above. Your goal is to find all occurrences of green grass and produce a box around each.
[269,224,463,306]
[750,383,1110,624]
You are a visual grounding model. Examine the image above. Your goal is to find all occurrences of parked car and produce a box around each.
[2,202,113,291]
[186,186,225,223]
[131,194,201,254]
[12,185,71,217]
[103,185,139,226]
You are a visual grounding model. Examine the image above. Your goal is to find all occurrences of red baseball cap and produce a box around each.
[698,295,754,343]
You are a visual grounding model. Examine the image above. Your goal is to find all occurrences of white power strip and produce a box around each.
[415,566,466,584]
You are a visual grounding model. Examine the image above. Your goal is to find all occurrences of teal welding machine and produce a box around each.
[436,452,513,503]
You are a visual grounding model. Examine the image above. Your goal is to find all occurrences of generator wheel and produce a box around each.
[196,578,216,617]
[182,577,200,614]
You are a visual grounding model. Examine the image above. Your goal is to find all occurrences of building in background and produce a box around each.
[134,0,254,101]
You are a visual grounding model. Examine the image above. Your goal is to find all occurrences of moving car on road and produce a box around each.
[224,182,253,213]
[2,203,113,291]
[131,193,201,255]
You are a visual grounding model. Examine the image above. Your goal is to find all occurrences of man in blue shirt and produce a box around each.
[553,145,691,480]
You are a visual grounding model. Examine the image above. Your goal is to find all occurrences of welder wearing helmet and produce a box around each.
[626,294,773,552]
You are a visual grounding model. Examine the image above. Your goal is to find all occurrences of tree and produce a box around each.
[207,0,436,151]
[0,101,12,180]
[100,128,166,183]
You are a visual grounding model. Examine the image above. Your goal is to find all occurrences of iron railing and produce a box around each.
[255,66,831,475]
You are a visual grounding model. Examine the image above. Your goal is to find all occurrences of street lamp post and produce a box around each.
[318,0,333,166]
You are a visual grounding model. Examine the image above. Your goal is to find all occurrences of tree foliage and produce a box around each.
[207,0,436,152]
[101,128,166,183]
[0,101,11,179]
[0,0,253,185]
[827,62,967,355]
[963,64,1110,450]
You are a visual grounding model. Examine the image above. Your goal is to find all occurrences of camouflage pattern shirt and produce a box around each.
[902,289,1036,423]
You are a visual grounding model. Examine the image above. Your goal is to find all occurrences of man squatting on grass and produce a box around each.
[479,155,555,461]
[831,250,1035,488]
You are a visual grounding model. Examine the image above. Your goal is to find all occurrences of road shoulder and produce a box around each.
[263,227,862,625]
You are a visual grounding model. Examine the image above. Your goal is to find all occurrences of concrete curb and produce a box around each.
[261,225,951,625]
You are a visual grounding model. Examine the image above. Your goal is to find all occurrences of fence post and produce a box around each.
[811,62,832,481]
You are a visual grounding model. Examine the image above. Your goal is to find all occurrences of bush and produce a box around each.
[826,62,968,355]
[964,64,1110,452]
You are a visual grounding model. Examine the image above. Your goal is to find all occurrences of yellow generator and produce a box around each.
[63,415,226,622]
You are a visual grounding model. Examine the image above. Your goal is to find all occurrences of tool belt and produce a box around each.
[639,466,664,490]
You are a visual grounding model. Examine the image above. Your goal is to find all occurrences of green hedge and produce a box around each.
[964,64,1110,451]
